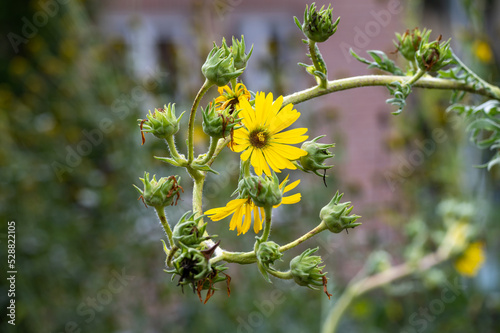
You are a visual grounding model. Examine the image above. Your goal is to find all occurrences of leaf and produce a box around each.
[350,49,404,75]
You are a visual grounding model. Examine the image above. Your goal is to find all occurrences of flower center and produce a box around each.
[249,130,268,149]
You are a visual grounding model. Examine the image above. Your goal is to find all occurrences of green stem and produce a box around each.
[165,135,184,162]
[404,68,425,86]
[279,221,327,252]
[266,267,293,280]
[209,220,329,265]
[208,137,231,166]
[321,251,448,333]
[166,246,178,267]
[282,75,500,107]
[191,173,206,226]
[260,206,273,242]
[187,79,213,163]
[199,136,219,165]
[155,207,174,248]
[452,51,500,98]
[308,40,327,88]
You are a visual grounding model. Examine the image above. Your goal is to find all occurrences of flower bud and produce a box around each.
[202,42,244,87]
[300,135,335,176]
[296,3,340,43]
[256,241,283,267]
[320,191,361,233]
[202,102,242,139]
[416,35,453,72]
[133,172,183,208]
[139,103,185,141]
[394,28,431,61]
[290,247,326,288]
[166,246,211,286]
[238,173,282,208]
[222,36,253,70]
[172,211,210,248]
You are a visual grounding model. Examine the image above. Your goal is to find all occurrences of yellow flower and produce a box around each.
[214,83,251,113]
[205,176,301,235]
[454,241,486,277]
[231,92,308,176]
[473,40,493,64]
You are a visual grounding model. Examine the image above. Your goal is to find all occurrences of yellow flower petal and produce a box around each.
[284,179,300,193]
[281,193,301,205]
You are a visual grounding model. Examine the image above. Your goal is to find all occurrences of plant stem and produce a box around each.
[155,207,174,248]
[321,251,448,333]
[282,75,500,107]
[207,137,231,166]
[165,135,184,162]
[199,136,219,165]
[279,221,327,252]
[191,173,206,224]
[266,267,293,280]
[209,220,329,265]
[187,79,213,163]
[308,40,327,88]
[166,246,178,267]
[452,51,500,99]
[260,206,273,242]
[404,68,425,86]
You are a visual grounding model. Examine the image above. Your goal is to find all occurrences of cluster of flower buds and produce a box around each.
[222,36,254,71]
[133,172,183,208]
[202,36,253,87]
[295,3,340,43]
[394,28,453,72]
[320,191,361,233]
[290,247,327,289]
[237,172,283,208]
[139,104,184,143]
[394,28,431,62]
[202,103,242,139]
[300,135,335,177]
[256,241,283,282]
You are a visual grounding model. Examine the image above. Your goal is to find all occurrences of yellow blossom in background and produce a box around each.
[454,241,486,277]
[205,176,301,235]
[214,83,251,113]
[231,92,308,176]
[473,40,493,64]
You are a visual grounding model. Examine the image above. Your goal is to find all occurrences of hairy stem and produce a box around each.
[266,267,293,280]
[260,206,273,242]
[452,51,500,98]
[165,135,184,162]
[155,207,174,248]
[279,221,327,252]
[187,79,213,163]
[308,40,327,88]
[199,136,219,165]
[321,251,448,333]
[282,75,500,107]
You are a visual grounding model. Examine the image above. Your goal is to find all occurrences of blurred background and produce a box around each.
[0,0,499,332]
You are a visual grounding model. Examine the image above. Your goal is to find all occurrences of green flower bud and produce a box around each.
[133,172,183,208]
[202,102,242,139]
[172,211,210,248]
[256,241,283,267]
[320,191,361,233]
[139,103,185,142]
[394,28,431,61]
[166,246,212,286]
[202,41,244,87]
[222,36,254,70]
[300,135,335,177]
[296,3,340,43]
[290,247,326,288]
[416,35,453,72]
[238,172,282,208]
